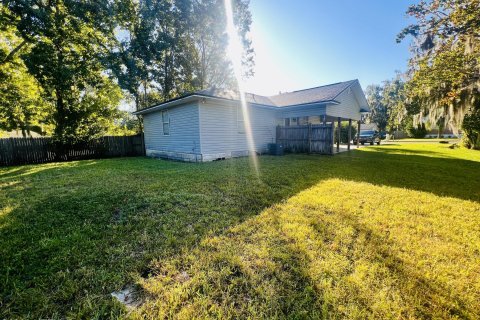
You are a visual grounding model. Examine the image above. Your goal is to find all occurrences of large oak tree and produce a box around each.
[398,0,480,148]
[1,1,125,143]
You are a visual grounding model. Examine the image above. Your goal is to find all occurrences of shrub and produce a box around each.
[462,105,480,149]
[334,122,357,144]
[407,123,427,138]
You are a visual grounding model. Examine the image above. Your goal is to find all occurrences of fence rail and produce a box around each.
[0,135,145,166]
[276,124,334,155]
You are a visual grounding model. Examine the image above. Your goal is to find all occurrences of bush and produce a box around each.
[407,123,427,138]
[462,105,480,149]
[334,122,357,144]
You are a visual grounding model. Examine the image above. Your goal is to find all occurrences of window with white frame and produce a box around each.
[237,106,245,134]
[162,111,170,135]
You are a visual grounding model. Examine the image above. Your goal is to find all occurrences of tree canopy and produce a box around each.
[364,74,409,134]
[109,0,253,112]
[398,0,480,148]
[0,0,254,142]
[1,1,126,142]
[0,24,50,136]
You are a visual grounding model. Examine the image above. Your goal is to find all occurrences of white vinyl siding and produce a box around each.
[140,81,366,162]
[143,103,200,154]
[308,116,322,124]
[199,101,277,156]
[326,86,362,120]
[278,103,327,119]
[299,116,309,125]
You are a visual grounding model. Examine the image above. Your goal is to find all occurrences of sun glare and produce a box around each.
[224,0,260,175]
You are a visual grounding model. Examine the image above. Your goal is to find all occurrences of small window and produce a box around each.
[162,111,170,135]
[237,106,245,134]
[284,118,290,126]
[291,117,298,126]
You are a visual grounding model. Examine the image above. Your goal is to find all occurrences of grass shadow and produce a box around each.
[0,143,479,317]
[135,175,479,318]
[333,148,480,202]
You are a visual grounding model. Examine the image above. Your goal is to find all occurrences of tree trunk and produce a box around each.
[135,94,143,134]
[437,123,444,138]
[0,40,28,65]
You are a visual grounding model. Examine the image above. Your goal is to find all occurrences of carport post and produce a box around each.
[336,117,341,152]
[308,123,312,153]
[348,119,352,150]
[357,121,361,148]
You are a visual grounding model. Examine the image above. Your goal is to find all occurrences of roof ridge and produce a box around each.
[270,79,357,97]
[331,79,358,100]
[244,92,275,106]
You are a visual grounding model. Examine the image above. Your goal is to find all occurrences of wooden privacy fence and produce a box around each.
[0,135,145,166]
[276,124,334,155]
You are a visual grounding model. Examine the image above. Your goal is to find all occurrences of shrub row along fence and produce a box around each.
[0,135,145,166]
[276,124,334,155]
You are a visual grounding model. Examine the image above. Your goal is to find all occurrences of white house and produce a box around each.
[134,79,369,162]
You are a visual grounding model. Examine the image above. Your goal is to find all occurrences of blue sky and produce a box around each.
[243,1,416,95]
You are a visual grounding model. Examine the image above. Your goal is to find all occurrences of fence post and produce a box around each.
[141,132,146,156]
[357,121,361,148]
[336,117,341,153]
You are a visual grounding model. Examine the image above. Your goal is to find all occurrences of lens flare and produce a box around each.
[224,0,259,176]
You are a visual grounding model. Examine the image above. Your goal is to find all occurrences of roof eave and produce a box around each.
[276,100,339,109]
[133,94,279,115]
[133,94,202,115]
[198,94,277,108]
[133,95,342,115]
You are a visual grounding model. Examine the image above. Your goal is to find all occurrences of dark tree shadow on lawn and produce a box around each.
[136,180,477,318]
[330,150,480,202]
[268,211,474,319]
[313,210,473,319]
[364,146,469,159]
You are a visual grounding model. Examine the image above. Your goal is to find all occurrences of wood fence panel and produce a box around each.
[0,135,145,166]
[276,124,333,155]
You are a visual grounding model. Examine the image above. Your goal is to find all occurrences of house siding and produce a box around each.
[326,87,361,120]
[143,103,201,161]
[278,103,327,119]
[140,81,368,162]
[199,101,277,161]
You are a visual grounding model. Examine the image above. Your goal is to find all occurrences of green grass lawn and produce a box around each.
[1,142,480,319]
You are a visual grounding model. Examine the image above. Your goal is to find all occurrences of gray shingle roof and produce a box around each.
[267,80,356,107]
[195,88,275,106]
[195,80,357,107]
[134,80,360,115]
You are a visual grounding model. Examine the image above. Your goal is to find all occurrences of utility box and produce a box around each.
[268,143,284,156]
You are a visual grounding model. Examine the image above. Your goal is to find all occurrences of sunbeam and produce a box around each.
[224,0,259,176]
